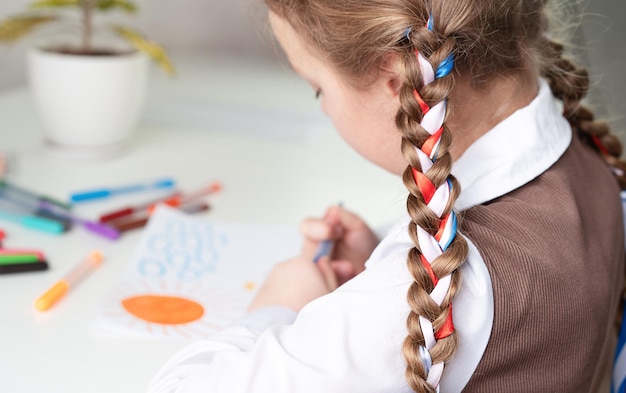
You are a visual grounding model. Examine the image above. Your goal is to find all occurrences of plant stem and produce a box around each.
[81,0,95,53]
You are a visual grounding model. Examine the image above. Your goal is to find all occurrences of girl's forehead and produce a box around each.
[269,13,322,76]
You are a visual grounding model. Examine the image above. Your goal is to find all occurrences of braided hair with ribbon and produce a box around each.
[399,15,468,393]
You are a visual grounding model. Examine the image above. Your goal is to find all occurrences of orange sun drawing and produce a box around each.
[100,279,250,339]
[122,295,205,325]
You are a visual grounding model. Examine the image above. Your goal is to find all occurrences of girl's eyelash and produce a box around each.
[315,89,322,99]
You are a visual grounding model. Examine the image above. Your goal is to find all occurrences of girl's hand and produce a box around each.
[300,206,379,285]
[247,256,337,312]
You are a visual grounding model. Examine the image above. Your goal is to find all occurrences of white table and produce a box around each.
[0,55,405,393]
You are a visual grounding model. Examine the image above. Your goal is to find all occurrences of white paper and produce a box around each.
[92,205,301,340]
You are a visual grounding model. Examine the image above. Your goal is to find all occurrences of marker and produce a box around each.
[98,190,182,223]
[34,250,103,311]
[0,260,48,274]
[110,201,211,233]
[33,209,73,231]
[0,189,72,230]
[147,182,222,213]
[38,201,120,241]
[0,248,47,275]
[0,209,64,235]
[313,240,335,263]
[69,178,176,203]
[312,202,343,263]
[0,254,41,264]
[0,180,70,210]
[0,248,46,259]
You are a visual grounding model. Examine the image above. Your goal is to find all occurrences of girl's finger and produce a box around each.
[300,217,344,258]
[330,259,357,285]
[300,218,334,241]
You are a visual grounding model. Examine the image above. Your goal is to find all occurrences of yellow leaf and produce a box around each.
[113,26,176,76]
[29,0,80,8]
[97,0,137,13]
[0,15,56,43]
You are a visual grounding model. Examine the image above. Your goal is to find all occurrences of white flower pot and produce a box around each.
[28,48,149,158]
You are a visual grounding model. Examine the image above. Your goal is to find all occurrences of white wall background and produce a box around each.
[578,0,626,134]
[0,0,625,132]
[0,0,276,89]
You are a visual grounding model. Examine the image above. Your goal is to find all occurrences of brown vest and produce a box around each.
[460,134,625,392]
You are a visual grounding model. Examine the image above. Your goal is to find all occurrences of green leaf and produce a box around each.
[0,15,57,43]
[29,0,80,9]
[113,25,176,76]
[97,0,137,13]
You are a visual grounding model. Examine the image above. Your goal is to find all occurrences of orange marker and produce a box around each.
[34,250,103,311]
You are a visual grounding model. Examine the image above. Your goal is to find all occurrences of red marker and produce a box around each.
[99,191,182,223]
[110,201,211,233]
[0,248,46,259]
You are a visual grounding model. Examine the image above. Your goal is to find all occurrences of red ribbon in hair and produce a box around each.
[591,134,611,156]
[434,304,454,339]
[411,168,437,203]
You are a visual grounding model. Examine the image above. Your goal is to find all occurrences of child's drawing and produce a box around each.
[93,205,301,339]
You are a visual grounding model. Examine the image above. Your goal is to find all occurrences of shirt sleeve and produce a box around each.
[146,218,493,393]
[146,255,414,393]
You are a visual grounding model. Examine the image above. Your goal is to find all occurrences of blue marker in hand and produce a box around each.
[70,178,176,203]
[313,202,343,263]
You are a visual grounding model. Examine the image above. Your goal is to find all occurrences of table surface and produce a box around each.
[0,55,405,393]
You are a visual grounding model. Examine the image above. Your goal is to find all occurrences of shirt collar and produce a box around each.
[452,79,572,210]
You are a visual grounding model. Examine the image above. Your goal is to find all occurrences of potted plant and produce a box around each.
[0,0,175,158]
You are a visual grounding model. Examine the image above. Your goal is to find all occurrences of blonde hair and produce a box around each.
[264,0,626,391]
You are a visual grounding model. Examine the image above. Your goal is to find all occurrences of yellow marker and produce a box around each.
[34,250,103,311]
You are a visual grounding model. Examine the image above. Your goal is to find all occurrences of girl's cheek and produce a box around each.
[320,98,330,117]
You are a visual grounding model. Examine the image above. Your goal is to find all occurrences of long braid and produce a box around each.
[539,38,626,189]
[399,17,468,393]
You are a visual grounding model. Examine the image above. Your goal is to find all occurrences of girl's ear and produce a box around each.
[380,53,404,97]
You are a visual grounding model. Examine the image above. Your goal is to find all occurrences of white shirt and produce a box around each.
[147,79,572,393]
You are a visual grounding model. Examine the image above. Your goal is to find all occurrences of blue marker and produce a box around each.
[313,202,343,263]
[313,239,335,263]
[70,178,176,203]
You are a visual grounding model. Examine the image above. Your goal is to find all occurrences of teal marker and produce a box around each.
[0,209,64,235]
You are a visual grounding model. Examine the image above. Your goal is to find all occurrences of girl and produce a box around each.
[148,0,626,392]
